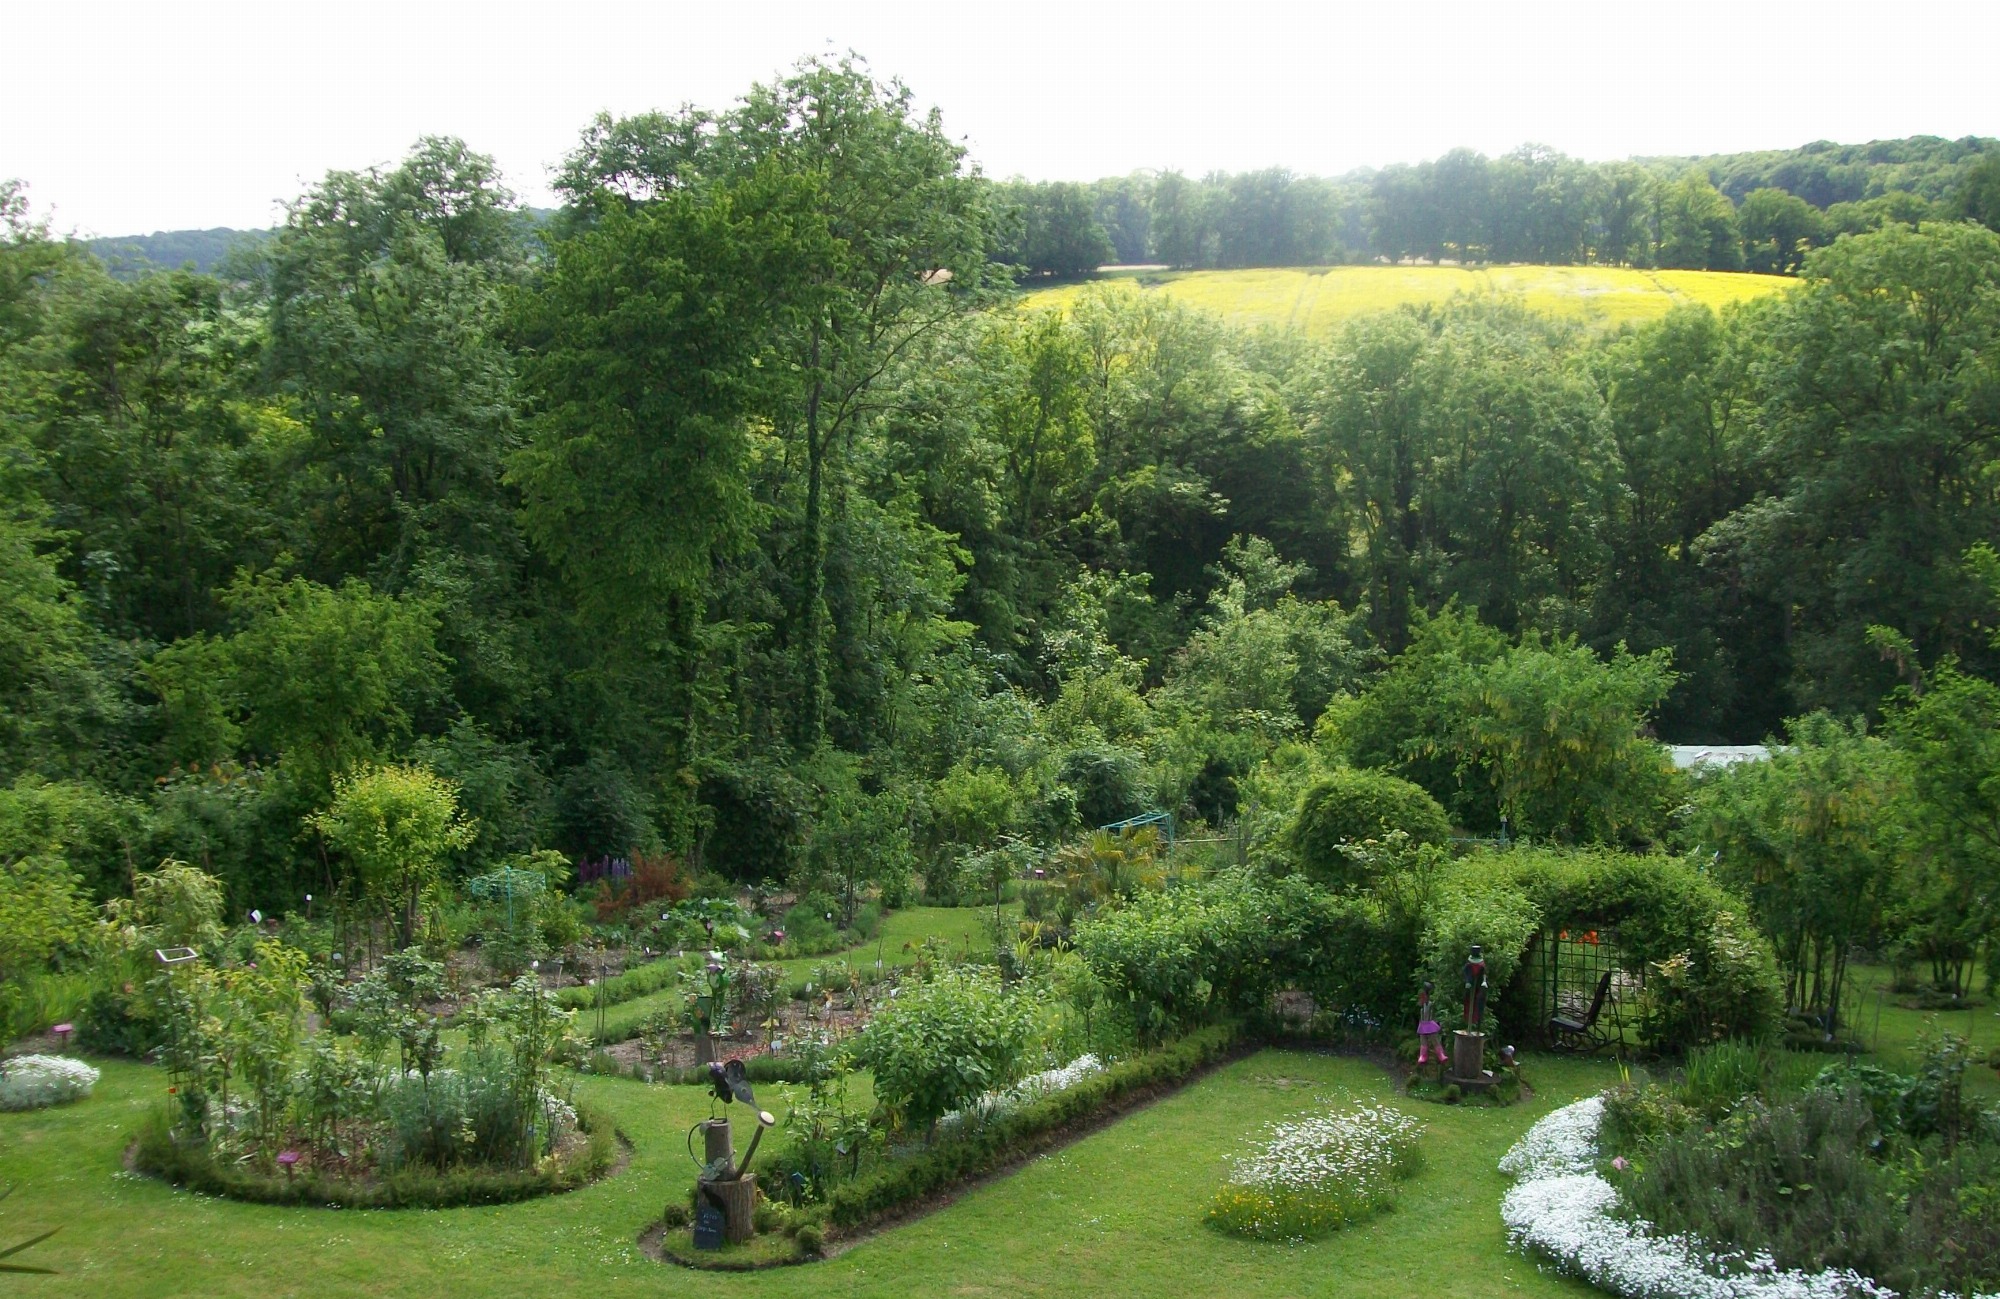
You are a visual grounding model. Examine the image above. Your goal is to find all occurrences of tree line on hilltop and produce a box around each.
[997,134,2000,276]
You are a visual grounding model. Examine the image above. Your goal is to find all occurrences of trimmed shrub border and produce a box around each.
[824,1021,1244,1232]
[643,1022,1249,1268]
[128,1103,627,1209]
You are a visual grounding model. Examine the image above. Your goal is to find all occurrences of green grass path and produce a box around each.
[590,905,1001,1042]
[0,1048,1614,1299]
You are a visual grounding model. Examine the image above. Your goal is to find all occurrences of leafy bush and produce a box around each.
[1207,1103,1423,1241]
[1289,769,1451,888]
[1074,869,1394,1041]
[1618,1089,1994,1296]
[777,900,842,955]
[0,1054,99,1110]
[856,966,1037,1133]
[1637,909,1784,1052]
[1056,746,1150,831]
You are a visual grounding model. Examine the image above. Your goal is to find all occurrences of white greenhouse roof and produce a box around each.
[1665,744,1773,770]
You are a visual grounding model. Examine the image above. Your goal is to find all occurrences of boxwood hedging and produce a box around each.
[815,1022,1241,1230]
[131,1103,621,1208]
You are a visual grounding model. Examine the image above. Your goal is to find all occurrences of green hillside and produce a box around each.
[1021,263,1792,333]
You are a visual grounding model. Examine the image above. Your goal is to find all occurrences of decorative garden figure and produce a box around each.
[1462,945,1488,1030]
[1416,981,1447,1068]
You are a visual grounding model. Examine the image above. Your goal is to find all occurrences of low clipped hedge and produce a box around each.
[819,1022,1241,1230]
[557,956,685,1011]
[647,1054,816,1086]
[131,1103,621,1208]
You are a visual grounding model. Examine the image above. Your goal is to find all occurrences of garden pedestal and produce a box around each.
[1451,1030,1488,1083]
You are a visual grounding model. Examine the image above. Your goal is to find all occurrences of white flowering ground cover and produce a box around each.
[936,1053,1106,1134]
[1497,1096,1997,1299]
[0,1054,100,1111]
[1207,1101,1423,1241]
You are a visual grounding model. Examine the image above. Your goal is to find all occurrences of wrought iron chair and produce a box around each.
[1548,969,1618,1053]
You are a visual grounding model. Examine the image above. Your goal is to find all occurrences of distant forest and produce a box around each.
[998,134,2000,276]
[83,136,2000,283]
[84,226,269,276]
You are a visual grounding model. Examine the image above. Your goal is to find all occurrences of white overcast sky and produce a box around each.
[8,0,2000,237]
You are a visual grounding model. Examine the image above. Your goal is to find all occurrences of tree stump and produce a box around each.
[1452,1030,1487,1082]
[701,1174,757,1244]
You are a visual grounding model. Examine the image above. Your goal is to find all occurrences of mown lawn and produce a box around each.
[4,1048,1612,1299]
[1022,264,1791,334]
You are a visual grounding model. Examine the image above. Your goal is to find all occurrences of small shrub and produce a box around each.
[661,1201,690,1229]
[1206,1102,1424,1241]
[855,966,1037,1133]
[752,1202,783,1233]
[794,1223,825,1256]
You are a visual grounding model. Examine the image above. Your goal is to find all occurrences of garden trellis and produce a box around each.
[467,867,548,933]
[1524,924,1635,1052]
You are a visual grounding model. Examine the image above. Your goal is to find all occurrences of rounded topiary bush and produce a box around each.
[1290,768,1451,888]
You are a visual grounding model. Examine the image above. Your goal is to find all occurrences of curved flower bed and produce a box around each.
[0,1055,100,1111]
[1208,1101,1423,1241]
[1497,1096,1995,1299]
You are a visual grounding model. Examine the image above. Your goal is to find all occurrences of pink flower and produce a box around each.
[1610,1156,1628,1172]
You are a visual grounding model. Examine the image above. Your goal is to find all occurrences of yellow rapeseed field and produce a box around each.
[1021,264,1792,334]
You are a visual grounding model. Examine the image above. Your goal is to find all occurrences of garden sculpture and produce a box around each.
[1462,945,1488,1030]
[687,1058,778,1247]
[1416,981,1447,1067]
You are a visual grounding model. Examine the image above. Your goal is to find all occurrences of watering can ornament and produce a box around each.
[686,1058,778,1181]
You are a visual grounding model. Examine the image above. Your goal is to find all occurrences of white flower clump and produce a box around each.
[538,1086,577,1140]
[1012,1053,1104,1105]
[0,1054,100,1111]
[1497,1096,1997,1299]
[1227,1103,1422,1195]
[1497,1093,1604,1179]
[936,1053,1106,1134]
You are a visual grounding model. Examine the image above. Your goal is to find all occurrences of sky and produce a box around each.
[7,0,2000,237]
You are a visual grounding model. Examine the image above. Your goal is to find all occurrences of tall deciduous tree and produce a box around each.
[1728,222,2000,710]
[558,56,999,750]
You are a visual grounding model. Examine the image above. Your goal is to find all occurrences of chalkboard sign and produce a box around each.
[693,1199,726,1250]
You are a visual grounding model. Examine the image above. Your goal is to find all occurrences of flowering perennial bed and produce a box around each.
[0,1054,100,1111]
[937,1054,1106,1134]
[1497,1096,1997,1299]
[1208,1101,1423,1241]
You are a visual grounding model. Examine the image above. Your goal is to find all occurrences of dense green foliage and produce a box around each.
[1604,1035,2000,1298]
[4,68,1999,1126]
[1289,769,1449,888]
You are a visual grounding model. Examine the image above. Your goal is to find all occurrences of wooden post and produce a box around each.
[1452,1030,1487,1082]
